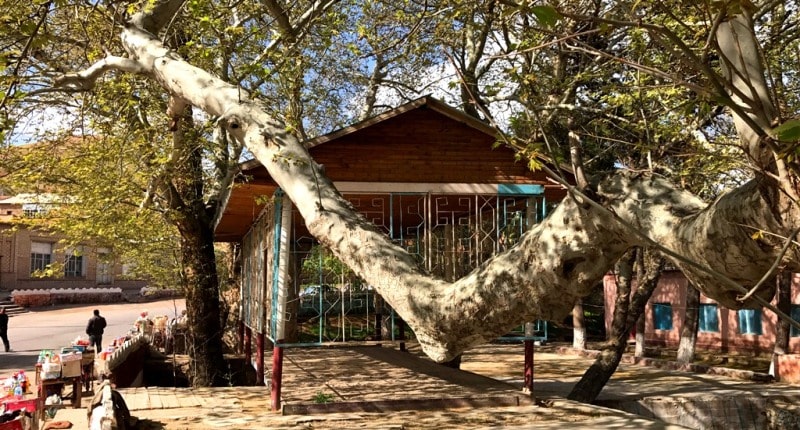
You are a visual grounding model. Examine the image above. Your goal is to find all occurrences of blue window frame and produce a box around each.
[652,303,673,330]
[791,305,800,337]
[698,304,719,333]
[737,309,762,335]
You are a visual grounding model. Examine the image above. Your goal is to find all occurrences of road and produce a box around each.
[0,298,186,375]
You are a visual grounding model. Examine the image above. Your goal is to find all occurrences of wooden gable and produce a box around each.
[215,96,569,242]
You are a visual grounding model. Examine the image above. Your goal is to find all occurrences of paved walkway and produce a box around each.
[42,345,692,429]
[19,342,797,429]
[38,342,798,429]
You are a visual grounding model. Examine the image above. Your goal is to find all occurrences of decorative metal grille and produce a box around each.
[286,191,545,344]
[239,189,547,345]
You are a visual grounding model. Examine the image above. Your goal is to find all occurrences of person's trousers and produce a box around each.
[89,334,103,351]
[0,330,9,352]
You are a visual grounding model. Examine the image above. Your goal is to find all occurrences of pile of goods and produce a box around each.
[0,370,35,429]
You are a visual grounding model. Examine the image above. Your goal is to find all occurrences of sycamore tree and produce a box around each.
[5,0,800,395]
[1,0,400,386]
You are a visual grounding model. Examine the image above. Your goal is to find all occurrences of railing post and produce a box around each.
[523,322,535,394]
[256,332,265,386]
[270,340,284,411]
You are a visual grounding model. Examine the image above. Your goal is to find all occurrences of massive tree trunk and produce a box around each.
[676,283,700,364]
[53,1,800,363]
[179,218,227,386]
[633,314,645,358]
[168,110,227,386]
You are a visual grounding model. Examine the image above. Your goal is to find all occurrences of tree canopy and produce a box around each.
[2,0,800,365]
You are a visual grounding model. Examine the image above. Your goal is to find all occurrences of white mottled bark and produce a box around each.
[572,301,586,350]
[716,10,776,167]
[53,0,800,362]
[634,315,645,358]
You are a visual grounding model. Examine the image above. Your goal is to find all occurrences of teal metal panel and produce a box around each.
[497,184,544,195]
[270,189,284,339]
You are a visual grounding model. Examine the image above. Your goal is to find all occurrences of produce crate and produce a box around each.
[0,419,22,430]
[2,398,37,412]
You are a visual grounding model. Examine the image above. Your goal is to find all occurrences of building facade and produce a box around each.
[603,270,800,355]
[0,194,145,294]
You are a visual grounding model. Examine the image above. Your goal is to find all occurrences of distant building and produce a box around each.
[603,270,800,355]
[0,193,145,294]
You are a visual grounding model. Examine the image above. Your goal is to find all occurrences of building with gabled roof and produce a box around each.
[213,95,573,399]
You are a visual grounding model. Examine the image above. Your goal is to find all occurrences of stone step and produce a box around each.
[0,300,28,316]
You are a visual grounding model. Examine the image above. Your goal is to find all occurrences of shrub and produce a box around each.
[12,288,124,306]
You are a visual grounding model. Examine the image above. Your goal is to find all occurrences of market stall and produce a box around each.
[0,370,36,430]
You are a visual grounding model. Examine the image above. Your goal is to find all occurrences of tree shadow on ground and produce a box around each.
[131,417,167,429]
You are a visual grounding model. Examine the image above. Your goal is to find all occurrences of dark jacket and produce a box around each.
[0,313,7,332]
[86,315,107,336]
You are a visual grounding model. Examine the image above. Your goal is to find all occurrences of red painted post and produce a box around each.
[523,340,534,394]
[237,320,245,354]
[244,326,252,366]
[256,332,265,386]
[271,340,285,412]
[523,322,535,394]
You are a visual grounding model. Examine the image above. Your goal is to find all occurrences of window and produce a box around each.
[791,305,800,337]
[64,247,83,277]
[97,248,112,284]
[699,304,719,333]
[653,303,673,330]
[30,242,52,274]
[97,248,113,284]
[738,309,762,335]
[22,203,47,218]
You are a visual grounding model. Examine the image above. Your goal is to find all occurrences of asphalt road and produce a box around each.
[0,298,186,376]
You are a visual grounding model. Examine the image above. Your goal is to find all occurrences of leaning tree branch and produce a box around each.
[53,56,148,91]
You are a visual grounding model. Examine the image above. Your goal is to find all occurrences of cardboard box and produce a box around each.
[60,360,81,378]
[40,362,61,380]
[59,353,82,378]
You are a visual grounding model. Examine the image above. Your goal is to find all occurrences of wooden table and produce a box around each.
[37,375,82,423]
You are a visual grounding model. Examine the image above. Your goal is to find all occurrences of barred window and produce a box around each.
[65,254,83,277]
[30,242,52,274]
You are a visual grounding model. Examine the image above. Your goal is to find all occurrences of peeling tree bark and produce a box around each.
[52,0,800,363]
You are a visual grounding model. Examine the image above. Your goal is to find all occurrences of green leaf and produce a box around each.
[531,5,560,28]
[773,119,800,142]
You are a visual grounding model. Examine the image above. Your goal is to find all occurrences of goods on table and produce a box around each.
[37,352,62,381]
[58,353,82,379]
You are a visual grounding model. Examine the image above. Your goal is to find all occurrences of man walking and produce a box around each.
[86,309,107,351]
[0,307,10,352]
